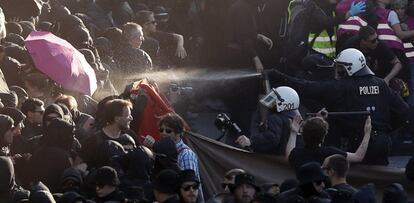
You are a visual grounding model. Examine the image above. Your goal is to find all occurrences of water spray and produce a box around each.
[110,67,277,96]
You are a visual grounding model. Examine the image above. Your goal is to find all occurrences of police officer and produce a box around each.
[235,86,302,154]
[274,48,409,165]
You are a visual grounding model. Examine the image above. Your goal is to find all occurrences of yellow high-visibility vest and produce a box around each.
[308,30,336,57]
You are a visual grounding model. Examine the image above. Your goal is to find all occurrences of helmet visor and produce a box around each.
[334,60,350,78]
[354,66,375,76]
[260,91,277,109]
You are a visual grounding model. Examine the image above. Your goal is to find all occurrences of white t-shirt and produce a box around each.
[388,10,400,26]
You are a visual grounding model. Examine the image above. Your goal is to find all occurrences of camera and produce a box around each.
[214,113,242,135]
[169,83,194,96]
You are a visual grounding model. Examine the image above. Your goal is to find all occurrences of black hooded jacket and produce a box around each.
[94,189,125,203]
[29,119,75,193]
[0,156,30,203]
[43,104,64,127]
[29,182,56,203]
[250,110,294,154]
[152,138,181,178]
[275,183,330,203]
[58,191,87,203]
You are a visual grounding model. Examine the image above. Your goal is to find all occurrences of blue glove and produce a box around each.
[349,1,366,16]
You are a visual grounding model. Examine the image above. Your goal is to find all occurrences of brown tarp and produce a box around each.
[185,133,414,199]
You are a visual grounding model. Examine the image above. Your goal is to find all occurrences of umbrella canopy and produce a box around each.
[25,31,97,96]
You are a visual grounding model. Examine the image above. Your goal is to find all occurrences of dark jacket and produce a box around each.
[226,0,259,59]
[250,110,292,154]
[0,56,22,87]
[29,182,55,203]
[163,195,181,203]
[286,0,344,63]
[275,184,330,203]
[58,191,88,203]
[29,146,73,193]
[0,156,30,203]
[12,119,43,155]
[114,42,152,75]
[284,74,409,134]
[94,189,125,203]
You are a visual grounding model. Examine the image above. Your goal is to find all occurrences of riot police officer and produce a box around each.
[274,48,409,165]
[235,86,302,154]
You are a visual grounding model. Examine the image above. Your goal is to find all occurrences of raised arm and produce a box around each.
[346,116,371,162]
[285,115,302,160]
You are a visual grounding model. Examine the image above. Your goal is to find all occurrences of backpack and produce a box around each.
[284,0,318,64]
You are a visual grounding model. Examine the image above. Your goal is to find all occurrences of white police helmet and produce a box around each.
[260,86,300,112]
[335,48,374,76]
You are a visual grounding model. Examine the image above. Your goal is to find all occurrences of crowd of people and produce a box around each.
[0,0,414,202]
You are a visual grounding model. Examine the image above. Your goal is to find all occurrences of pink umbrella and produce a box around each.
[24,31,97,96]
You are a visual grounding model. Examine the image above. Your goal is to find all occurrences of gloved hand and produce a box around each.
[235,135,251,148]
[349,1,366,16]
[272,69,290,82]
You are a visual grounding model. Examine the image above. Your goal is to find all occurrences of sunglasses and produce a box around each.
[314,180,324,186]
[159,128,173,134]
[221,183,232,189]
[154,152,168,158]
[182,184,199,191]
[96,183,106,189]
[146,21,157,25]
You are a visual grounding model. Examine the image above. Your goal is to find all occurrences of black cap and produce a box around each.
[0,107,25,126]
[9,86,28,99]
[280,179,299,193]
[178,169,200,186]
[230,173,260,193]
[153,6,169,17]
[296,162,326,185]
[153,169,179,194]
[94,166,120,186]
[153,138,178,162]
[383,183,407,203]
[0,92,17,108]
[44,104,64,119]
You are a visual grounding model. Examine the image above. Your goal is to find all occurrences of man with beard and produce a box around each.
[229,173,260,203]
[76,99,134,170]
[322,154,357,195]
[178,169,200,203]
